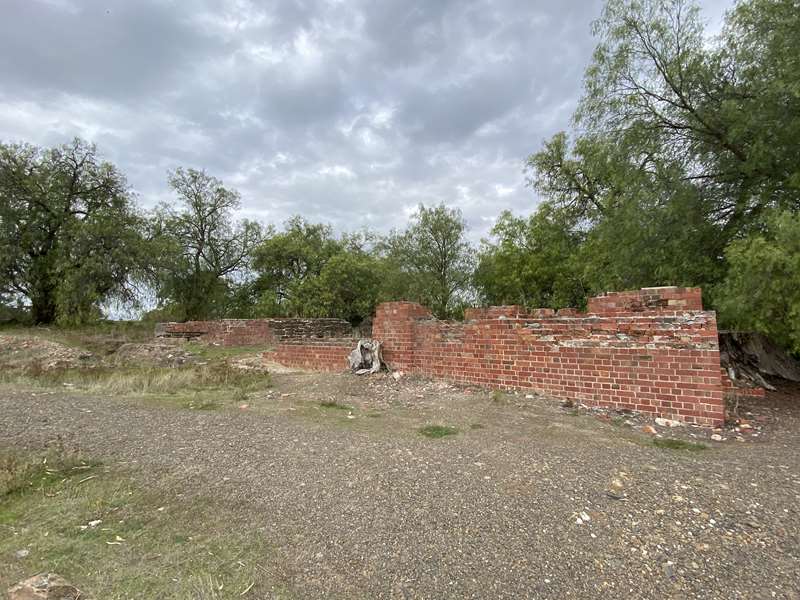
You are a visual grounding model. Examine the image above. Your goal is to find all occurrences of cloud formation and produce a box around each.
[0,0,731,239]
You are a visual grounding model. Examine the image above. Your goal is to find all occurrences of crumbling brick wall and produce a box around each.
[373,287,724,426]
[155,318,352,347]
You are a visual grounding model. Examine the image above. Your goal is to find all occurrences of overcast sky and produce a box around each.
[0,0,731,240]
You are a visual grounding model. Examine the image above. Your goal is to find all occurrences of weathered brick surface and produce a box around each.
[263,339,354,372]
[374,287,725,426]
[156,318,352,347]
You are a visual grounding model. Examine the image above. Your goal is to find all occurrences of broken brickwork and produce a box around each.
[372,287,724,426]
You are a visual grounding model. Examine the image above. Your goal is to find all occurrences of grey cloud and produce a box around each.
[0,0,727,241]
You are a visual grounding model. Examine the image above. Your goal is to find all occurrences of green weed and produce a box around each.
[418,425,459,439]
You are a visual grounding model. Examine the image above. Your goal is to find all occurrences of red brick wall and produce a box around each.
[263,340,353,372]
[374,287,724,426]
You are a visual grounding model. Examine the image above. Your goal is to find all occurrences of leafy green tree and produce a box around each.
[252,218,382,324]
[382,204,475,319]
[0,138,146,324]
[252,217,342,316]
[475,204,586,309]
[717,210,800,353]
[579,0,800,232]
[524,0,799,324]
[302,251,384,324]
[153,168,262,320]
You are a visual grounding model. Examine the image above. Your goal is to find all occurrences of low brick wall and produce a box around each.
[155,318,352,347]
[373,287,725,426]
[263,339,354,372]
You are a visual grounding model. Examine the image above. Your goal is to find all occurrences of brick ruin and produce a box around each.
[155,317,353,347]
[156,286,731,426]
[371,287,724,426]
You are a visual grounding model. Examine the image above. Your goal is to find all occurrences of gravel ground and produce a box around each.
[2,375,799,599]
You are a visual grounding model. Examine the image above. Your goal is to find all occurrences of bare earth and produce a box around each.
[2,372,799,599]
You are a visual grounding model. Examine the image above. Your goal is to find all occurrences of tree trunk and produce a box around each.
[30,293,57,324]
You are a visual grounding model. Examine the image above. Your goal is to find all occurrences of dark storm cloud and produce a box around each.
[0,0,730,238]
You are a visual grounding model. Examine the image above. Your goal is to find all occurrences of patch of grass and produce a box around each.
[0,362,271,408]
[418,425,459,439]
[0,447,282,599]
[319,400,353,411]
[184,342,269,360]
[469,423,484,430]
[0,322,155,354]
[1,445,92,500]
[652,438,708,452]
[491,390,506,403]
[183,396,222,411]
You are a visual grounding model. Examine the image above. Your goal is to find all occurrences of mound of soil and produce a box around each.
[0,335,97,371]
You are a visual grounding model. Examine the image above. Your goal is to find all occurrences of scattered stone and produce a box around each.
[0,335,98,371]
[7,573,81,600]
[711,434,724,442]
[112,342,196,367]
[642,425,657,435]
[14,549,30,559]
[655,417,683,428]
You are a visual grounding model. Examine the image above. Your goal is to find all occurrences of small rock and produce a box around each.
[14,549,30,559]
[662,562,676,579]
[8,573,81,600]
[642,425,657,435]
[392,371,403,381]
[655,417,683,428]
[711,434,724,442]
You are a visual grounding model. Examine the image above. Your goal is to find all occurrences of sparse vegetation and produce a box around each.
[491,390,507,404]
[0,362,269,399]
[418,425,459,439]
[319,400,353,411]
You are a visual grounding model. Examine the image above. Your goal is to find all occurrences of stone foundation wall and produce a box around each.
[155,318,352,347]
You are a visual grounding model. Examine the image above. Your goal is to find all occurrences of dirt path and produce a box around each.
[2,375,799,599]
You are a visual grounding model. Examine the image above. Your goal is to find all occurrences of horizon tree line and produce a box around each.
[1,0,798,352]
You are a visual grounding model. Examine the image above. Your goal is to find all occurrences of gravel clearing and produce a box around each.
[2,374,799,599]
